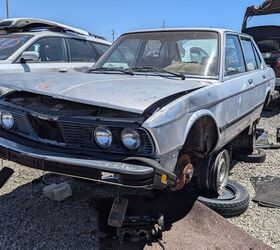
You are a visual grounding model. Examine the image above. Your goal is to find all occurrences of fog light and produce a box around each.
[1,112,14,130]
[121,128,140,150]
[94,126,112,148]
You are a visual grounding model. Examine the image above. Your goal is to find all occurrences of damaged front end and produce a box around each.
[0,91,177,189]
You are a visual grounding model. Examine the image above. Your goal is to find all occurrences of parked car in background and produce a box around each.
[242,0,280,92]
[0,18,110,73]
[0,28,275,197]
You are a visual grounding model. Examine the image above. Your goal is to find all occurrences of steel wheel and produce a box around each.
[198,149,230,195]
[213,150,230,195]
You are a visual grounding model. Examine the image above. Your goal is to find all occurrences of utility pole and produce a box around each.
[6,0,10,18]
[112,29,115,42]
[162,20,165,28]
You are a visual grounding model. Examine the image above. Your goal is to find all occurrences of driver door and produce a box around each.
[17,37,71,73]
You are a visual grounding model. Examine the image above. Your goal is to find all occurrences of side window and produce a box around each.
[224,35,246,76]
[252,42,262,69]
[90,42,109,59]
[27,37,66,62]
[68,39,96,62]
[241,38,258,71]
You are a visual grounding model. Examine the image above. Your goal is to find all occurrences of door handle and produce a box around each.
[262,75,267,80]
[248,79,254,84]
[59,69,68,73]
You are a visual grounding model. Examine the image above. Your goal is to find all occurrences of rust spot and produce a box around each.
[37,83,49,90]
[172,154,194,191]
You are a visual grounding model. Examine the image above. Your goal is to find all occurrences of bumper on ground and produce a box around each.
[0,137,176,189]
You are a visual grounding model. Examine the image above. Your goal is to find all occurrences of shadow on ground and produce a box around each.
[261,99,280,118]
[0,174,272,250]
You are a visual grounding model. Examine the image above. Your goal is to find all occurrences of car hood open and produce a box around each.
[0,72,209,114]
[242,0,280,30]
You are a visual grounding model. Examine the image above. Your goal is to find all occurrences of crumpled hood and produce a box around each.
[0,72,209,114]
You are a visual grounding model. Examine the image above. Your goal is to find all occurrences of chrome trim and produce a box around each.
[0,137,154,176]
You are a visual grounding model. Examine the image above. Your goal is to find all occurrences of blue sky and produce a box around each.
[0,0,279,41]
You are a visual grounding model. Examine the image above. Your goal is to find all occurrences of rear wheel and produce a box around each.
[197,149,230,195]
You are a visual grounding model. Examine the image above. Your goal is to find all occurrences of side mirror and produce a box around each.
[20,51,40,63]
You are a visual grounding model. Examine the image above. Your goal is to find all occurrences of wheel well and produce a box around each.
[264,91,271,108]
[182,116,219,158]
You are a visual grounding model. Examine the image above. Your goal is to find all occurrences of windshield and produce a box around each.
[95,31,219,78]
[0,34,32,60]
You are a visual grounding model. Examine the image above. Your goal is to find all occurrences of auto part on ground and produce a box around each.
[43,182,72,201]
[255,128,280,149]
[0,166,14,189]
[104,188,165,246]
[233,149,266,163]
[116,215,164,244]
[190,180,250,217]
[250,175,280,208]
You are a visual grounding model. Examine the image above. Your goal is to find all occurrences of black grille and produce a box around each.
[59,121,153,154]
[12,111,35,135]
[29,116,64,142]
[2,108,153,155]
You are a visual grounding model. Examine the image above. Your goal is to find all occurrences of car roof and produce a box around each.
[122,27,241,35]
[0,18,111,45]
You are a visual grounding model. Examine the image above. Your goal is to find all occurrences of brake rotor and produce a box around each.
[172,154,194,191]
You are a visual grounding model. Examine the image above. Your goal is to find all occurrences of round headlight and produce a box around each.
[1,112,14,130]
[121,128,141,150]
[94,126,112,149]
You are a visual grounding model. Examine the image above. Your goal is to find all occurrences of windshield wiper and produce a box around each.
[87,67,134,76]
[132,66,185,80]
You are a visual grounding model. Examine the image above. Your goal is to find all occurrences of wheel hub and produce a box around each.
[172,154,194,191]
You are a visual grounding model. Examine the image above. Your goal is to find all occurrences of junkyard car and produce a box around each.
[0,28,275,195]
[0,18,111,74]
[243,0,280,91]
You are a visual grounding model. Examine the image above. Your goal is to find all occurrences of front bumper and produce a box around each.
[0,137,176,189]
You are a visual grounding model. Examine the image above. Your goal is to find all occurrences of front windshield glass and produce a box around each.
[95,31,219,78]
[0,34,32,60]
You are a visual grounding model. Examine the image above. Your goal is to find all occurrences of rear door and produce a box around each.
[66,38,97,72]
[240,36,267,109]
[223,34,253,130]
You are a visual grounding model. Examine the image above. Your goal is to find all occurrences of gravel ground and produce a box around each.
[229,109,280,249]
[0,109,279,249]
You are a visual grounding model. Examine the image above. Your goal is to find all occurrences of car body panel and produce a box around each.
[0,72,210,114]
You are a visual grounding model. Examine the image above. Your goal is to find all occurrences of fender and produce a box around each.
[182,109,221,154]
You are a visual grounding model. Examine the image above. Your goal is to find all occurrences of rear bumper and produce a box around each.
[0,137,176,189]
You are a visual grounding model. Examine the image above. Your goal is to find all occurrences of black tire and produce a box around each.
[197,180,249,217]
[233,149,266,163]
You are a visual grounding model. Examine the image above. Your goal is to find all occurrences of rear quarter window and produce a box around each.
[68,39,96,62]
[241,38,259,71]
[89,42,109,59]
